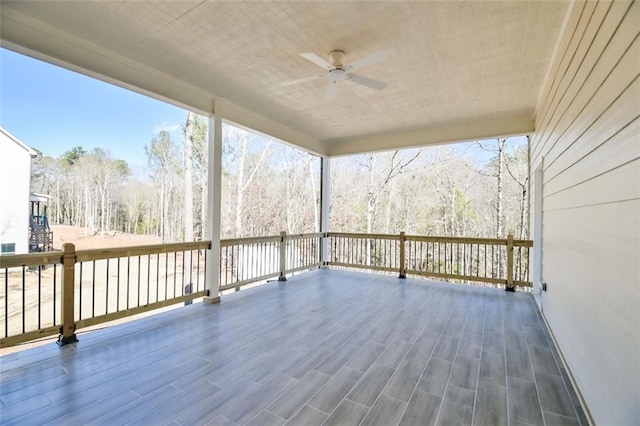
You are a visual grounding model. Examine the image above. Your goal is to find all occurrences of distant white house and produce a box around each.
[0,127,37,255]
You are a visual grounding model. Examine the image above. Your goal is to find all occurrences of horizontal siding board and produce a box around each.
[533,0,608,161]
[535,0,635,166]
[534,0,586,123]
[532,0,595,163]
[543,22,640,177]
[545,159,640,210]
[532,0,636,165]
[544,116,640,195]
[544,70,640,189]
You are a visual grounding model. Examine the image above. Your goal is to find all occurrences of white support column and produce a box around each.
[320,156,331,265]
[204,113,223,303]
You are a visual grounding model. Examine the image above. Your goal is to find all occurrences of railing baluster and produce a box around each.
[164,252,169,301]
[117,258,121,311]
[22,266,25,334]
[147,254,151,304]
[106,258,110,315]
[137,255,142,306]
[278,231,287,281]
[156,253,160,303]
[484,244,488,279]
[173,252,177,299]
[79,261,83,320]
[38,265,42,330]
[189,250,194,295]
[4,267,8,337]
[399,232,406,279]
[180,251,185,297]
[203,249,208,292]
[54,264,58,325]
[127,257,131,309]
[221,247,226,288]
[92,260,96,318]
[197,249,201,292]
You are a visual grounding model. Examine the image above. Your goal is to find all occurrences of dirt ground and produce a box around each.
[52,225,162,250]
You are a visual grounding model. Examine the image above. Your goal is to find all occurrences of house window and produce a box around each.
[1,243,16,255]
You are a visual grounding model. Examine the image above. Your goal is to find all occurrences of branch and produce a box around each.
[378,149,422,190]
[475,141,496,153]
[241,140,272,191]
[504,158,526,189]
[462,159,496,178]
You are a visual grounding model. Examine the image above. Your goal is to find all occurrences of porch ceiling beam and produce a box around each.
[325,116,534,157]
[215,100,327,157]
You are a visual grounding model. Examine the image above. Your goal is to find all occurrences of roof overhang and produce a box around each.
[0,125,38,157]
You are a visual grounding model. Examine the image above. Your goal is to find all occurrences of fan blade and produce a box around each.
[346,51,388,71]
[300,53,334,70]
[324,80,339,101]
[281,74,325,87]
[347,73,387,90]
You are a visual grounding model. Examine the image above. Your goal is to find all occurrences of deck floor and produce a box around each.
[0,269,586,425]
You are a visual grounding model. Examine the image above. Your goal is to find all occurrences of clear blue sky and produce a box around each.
[0,48,187,169]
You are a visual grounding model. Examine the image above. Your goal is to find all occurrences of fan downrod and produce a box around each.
[328,50,346,68]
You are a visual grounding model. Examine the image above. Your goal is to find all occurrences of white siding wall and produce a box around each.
[0,131,32,255]
[530,1,639,424]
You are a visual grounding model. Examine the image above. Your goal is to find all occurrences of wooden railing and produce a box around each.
[220,231,532,291]
[0,241,210,348]
[219,232,322,290]
[1,232,531,347]
[326,232,532,289]
[403,234,532,287]
[327,232,401,273]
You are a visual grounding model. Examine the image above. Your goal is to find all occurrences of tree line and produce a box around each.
[30,112,528,243]
[332,140,529,240]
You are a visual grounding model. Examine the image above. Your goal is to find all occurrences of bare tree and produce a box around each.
[228,126,271,237]
[183,112,195,242]
[145,131,182,242]
[364,149,421,235]
[363,149,421,264]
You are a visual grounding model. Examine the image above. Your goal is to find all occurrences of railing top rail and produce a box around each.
[286,233,324,240]
[221,235,281,246]
[326,232,399,240]
[0,251,63,269]
[76,241,212,262]
[405,234,533,247]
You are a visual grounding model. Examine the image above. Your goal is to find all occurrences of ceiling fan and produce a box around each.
[282,50,388,101]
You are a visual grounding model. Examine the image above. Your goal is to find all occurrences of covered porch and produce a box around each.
[1,0,638,424]
[0,269,586,425]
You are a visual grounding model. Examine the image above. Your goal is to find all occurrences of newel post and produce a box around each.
[58,243,78,345]
[399,232,406,279]
[505,234,515,292]
[278,231,287,282]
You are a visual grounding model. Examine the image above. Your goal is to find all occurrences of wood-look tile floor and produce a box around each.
[0,270,587,425]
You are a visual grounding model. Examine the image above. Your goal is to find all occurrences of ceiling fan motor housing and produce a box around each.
[329,50,346,67]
